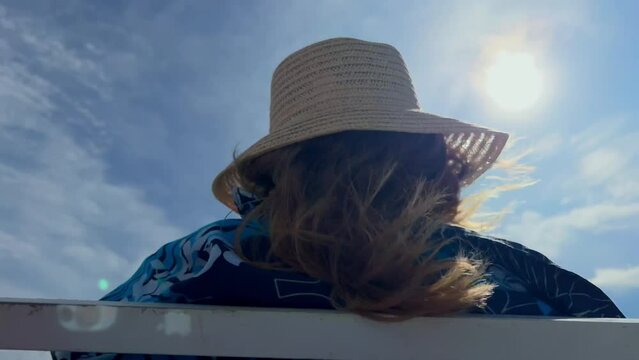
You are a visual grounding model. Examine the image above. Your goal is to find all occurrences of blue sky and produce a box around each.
[1,1,638,357]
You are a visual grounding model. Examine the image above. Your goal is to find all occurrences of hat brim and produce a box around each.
[212,109,508,212]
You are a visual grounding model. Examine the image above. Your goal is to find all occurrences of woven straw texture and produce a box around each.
[212,38,508,211]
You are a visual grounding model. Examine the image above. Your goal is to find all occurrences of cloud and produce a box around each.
[500,203,639,258]
[567,119,639,200]
[570,117,626,152]
[591,266,639,289]
[579,147,629,186]
[500,116,639,260]
[531,133,563,159]
[0,5,183,300]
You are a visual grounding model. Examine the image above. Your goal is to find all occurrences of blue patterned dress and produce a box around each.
[53,189,624,360]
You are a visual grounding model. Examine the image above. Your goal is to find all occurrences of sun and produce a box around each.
[484,51,543,111]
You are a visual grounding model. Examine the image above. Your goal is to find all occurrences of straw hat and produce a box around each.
[212,37,508,212]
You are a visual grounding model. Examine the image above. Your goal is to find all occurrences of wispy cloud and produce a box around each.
[500,203,639,258]
[572,121,639,200]
[591,266,639,289]
[499,118,639,257]
[0,5,183,300]
[579,147,629,186]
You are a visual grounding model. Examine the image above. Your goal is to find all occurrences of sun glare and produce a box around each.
[484,51,543,111]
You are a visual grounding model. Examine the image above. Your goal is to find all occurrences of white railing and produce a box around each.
[1,298,638,359]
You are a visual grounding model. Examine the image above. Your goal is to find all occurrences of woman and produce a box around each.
[54,37,623,360]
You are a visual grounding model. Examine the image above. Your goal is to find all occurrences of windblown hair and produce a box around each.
[232,130,495,320]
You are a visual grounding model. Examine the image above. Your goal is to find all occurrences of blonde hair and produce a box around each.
[231,130,495,320]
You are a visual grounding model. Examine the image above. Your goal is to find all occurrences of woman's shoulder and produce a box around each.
[439,224,555,265]
[440,225,625,318]
[171,217,267,248]
[186,218,244,246]
[101,218,251,302]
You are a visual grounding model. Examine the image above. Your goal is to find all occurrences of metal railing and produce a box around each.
[1,298,638,359]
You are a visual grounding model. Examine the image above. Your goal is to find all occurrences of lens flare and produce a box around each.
[98,278,109,291]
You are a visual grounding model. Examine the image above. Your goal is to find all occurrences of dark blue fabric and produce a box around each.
[53,189,624,360]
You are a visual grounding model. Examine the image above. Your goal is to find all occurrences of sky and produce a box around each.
[0,0,638,358]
